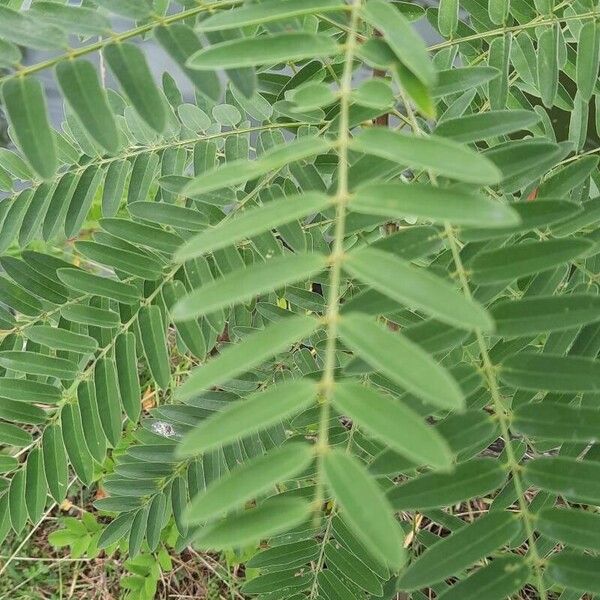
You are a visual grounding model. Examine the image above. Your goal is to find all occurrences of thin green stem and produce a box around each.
[399,85,548,598]
[444,226,547,598]
[313,0,361,514]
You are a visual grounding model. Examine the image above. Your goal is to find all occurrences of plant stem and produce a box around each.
[313,0,361,514]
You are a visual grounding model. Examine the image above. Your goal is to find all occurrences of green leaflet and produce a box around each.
[351,129,502,185]
[435,110,540,143]
[162,281,206,359]
[198,0,345,30]
[524,457,600,504]
[75,240,164,280]
[193,497,312,550]
[57,268,140,305]
[56,59,120,154]
[185,442,314,523]
[323,450,405,569]
[77,380,106,464]
[183,137,332,196]
[461,199,581,242]
[345,247,493,331]
[94,358,123,447]
[64,165,104,238]
[500,353,600,392]
[338,314,464,410]
[0,379,60,404]
[491,294,600,336]
[433,66,499,97]
[0,455,17,474]
[23,325,97,355]
[128,201,207,232]
[146,493,167,552]
[176,192,332,260]
[0,423,32,447]
[154,25,221,102]
[177,380,317,457]
[0,351,78,380]
[102,160,130,218]
[397,512,520,590]
[176,314,319,400]
[437,556,530,600]
[29,2,110,36]
[1,77,57,180]
[333,381,452,470]
[470,238,592,283]
[362,0,435,87]
[387,458,506,510]
[0,255,68,305]
[61,403,94,485]
[9,469,27,533]
[514,403,600,442]
[61,304,120,328]
[24,448,46,522]
[114,333,141,422]
[172,252,326,320]
[0,5,65,50]
[187,33,339,70]
[100,218,182,255]
[104,42,166,133]
[537,25,559,107]
[438,0,459,37]
[576,21,600,101]
[42,424,69,503]
[537,508,600,551]
[138,305,171,390]
[546,552,600,594]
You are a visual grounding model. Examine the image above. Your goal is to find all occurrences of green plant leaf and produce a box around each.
[333,381,453,470]
[42,424,68,503]
[345,246,493,331]
[437,556,530,600]
[172,253,326,320]
[56,59,120,154]
[0,351,78,379]
[1,77,57,179]
[397,512,520,590]
[388,458,506,510]
[471,239,592,283]
[183,137,332,196]
[435,110,540,143]
[198,0,345,30]
[185,442,314,523]
[351,129,502,185]
[176,314,318,399]
[524,457,600,504]
[491,295,600,336]
[187,33,339,70]
[176,192,332,260]
[138,305,171,390]
[193,497,312,550]
[338,314,464,410]
[513,403,600,442]
[178,380,317,457]
[104,42,166,133]
[500,353,600,392]
[546,552,600,594]
[324,449,405,569]
[537,508,600,551]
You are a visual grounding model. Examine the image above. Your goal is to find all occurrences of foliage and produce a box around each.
[1,0,600,598]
